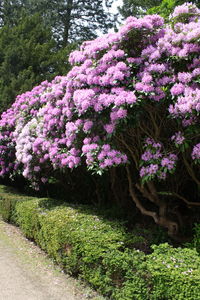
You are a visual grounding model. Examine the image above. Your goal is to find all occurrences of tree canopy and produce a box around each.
[0,13,73,112]
[119,0,163,18]
[0,0,116,110]
[0,0,115,47]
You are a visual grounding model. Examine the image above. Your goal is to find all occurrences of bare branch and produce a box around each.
[172,192,200,207]
[126,165,159,222]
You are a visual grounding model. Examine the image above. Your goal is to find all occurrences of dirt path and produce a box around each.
[0,220,104,300]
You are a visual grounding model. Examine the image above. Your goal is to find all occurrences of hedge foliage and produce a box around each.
[0,185,35,223]
[0,185,200,299]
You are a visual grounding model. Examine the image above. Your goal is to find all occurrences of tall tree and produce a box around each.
[1,0,115,47]
[37,0,114,46]
[0,0,116,111]
[0,13,72,112]
[119,0,162,18]
[0,0,23,27]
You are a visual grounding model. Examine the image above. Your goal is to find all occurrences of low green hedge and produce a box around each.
[0,185,200,300]
[0,185,35,223]
[14,198,150,299]
[147,243,200,300]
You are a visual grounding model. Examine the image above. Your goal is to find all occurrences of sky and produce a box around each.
[110,0,123,14]
[100,0,123,34]
[108,0,124,32]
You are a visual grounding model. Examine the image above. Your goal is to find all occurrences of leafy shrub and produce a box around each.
[15,198,149,298]
[146,243,200,300]
[100,249,149,300]
[0,185,34,222]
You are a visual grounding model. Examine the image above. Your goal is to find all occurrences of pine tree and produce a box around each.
[0,13,72,112]
[119,0,162,18]
[2,0,115,47]
[0,0,22,27]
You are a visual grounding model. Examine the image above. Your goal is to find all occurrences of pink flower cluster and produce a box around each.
[0,3,199,188]
[140,139,178,182]
[192,143,200,161]
[82,140,127,171]
[171,131,185,146]
[169,88,200,117]
[171,2,200,19]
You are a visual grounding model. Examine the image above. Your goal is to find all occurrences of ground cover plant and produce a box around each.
[0,3,200,238]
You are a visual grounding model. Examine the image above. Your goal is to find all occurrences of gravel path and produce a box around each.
[0,220,104,300]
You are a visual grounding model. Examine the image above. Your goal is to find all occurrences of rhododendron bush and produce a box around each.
[0,3,200,236]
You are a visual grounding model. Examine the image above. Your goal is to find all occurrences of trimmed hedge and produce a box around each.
[0,185,200,300]
[0,185,35,223]
[147,243,200,300]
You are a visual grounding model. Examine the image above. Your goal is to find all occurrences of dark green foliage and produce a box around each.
[147,0,200,19]
[119,0,163,18]
[193,224,200,254]
[22,0,115,46]
[185,224,200,254]
[0,13,72,112]
[1,185,200,299]
[0,0,115,47]
[0,0,22,27]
